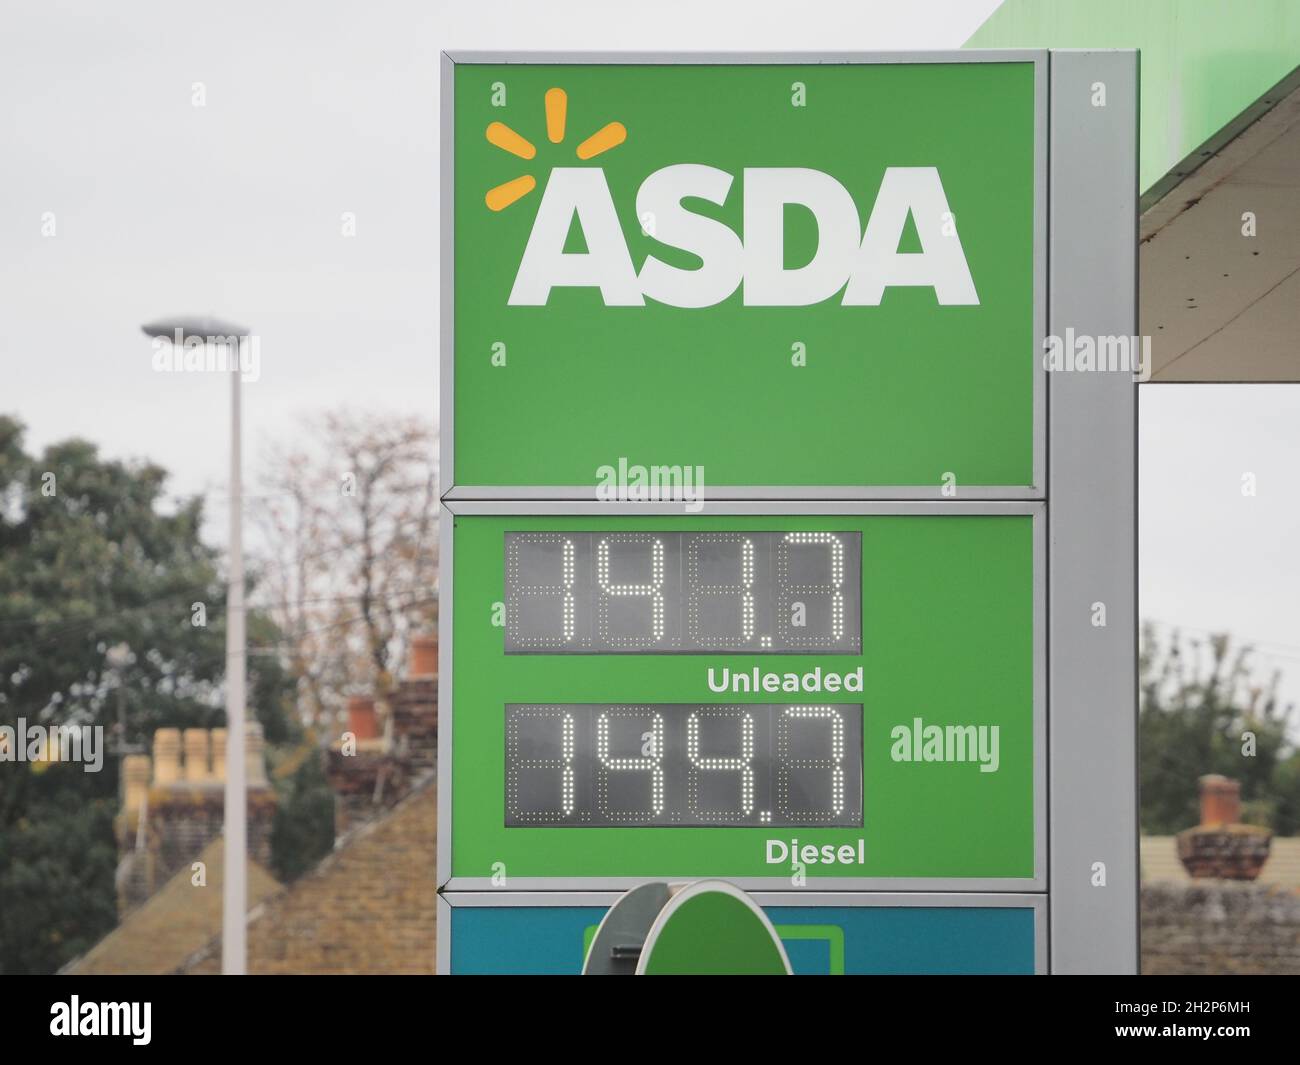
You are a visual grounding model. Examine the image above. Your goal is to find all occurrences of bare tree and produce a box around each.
[253,409,438,729]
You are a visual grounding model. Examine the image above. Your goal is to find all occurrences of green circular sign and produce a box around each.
[638,881,791,975]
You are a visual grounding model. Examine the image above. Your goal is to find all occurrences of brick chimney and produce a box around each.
[391,635,437,772]
[115,724,277,914]
[1176,774,1271,880]
[324,635,438,835]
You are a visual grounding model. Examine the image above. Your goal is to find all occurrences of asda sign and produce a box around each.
[449,59,1042,492]
[511,165,978,307]
[441,51,1138,980]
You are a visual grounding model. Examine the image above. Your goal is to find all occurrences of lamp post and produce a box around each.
[142,315,250,975]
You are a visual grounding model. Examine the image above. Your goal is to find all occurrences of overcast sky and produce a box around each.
[1141,386,1300,719]
[1,0,1000,506]
[4,2,1298,720]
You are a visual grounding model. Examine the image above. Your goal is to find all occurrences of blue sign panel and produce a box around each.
[449,903,1036,975]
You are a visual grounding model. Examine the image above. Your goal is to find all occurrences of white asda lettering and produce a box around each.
[509,165,979,308]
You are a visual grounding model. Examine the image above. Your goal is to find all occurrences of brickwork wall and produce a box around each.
[1141,881,1300,975]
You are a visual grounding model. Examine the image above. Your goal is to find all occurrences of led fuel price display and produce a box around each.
[453,513,1038,880]
[506,703,864,828]
[505,531,862,654]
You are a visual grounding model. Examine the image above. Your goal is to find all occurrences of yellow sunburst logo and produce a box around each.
[485,88,627,211]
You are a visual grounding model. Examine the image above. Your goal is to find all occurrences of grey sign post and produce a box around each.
[1047,50,1140,974]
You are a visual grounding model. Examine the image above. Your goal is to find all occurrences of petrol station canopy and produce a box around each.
[967,0,1300,382]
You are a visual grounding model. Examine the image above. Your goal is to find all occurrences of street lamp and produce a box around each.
[141,315,250,976]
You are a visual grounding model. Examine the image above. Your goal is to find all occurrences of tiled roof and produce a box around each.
[62,838,281,975]
[1141,835,1300,887]
[179,775,437,974]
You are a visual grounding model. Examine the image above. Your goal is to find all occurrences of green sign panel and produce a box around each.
[449,60,1042,491]
[449,511,1038,882]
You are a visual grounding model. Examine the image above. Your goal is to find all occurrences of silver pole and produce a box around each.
[223,341,247,975]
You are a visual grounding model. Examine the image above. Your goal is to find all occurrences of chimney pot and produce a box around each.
[245,721,268,789]
[409,635,438,678]
[1198,774,1241,827]
[123,754,151,813]
[211,728,227,780]
[347,696,380,741]
[182,728,212,783]
[152,729,182,786]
